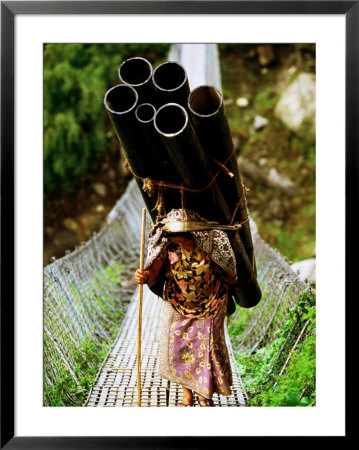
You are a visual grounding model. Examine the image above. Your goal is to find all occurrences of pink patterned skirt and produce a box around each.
[158,296,233,400]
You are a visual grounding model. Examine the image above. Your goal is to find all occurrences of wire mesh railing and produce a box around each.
[43,181,144,405]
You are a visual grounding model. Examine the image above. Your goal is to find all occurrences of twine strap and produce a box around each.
[230,184,250,225]
[125,143,236,196]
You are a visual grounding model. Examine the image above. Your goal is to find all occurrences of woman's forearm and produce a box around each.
[135,257,164,285]
[147,257,165,283]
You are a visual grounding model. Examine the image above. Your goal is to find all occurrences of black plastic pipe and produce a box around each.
[152,61,190,109]
[188,85,261,308]
[118,57,155,105]
[104,84,157,219]
[188,85,257,272]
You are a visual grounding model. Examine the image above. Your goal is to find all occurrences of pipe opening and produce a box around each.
[104,84,138,114]
[119,57,152,86]
[155,104,188,136]
[153,62,187,91]
[189,86,222,116]
[136,103,156,123]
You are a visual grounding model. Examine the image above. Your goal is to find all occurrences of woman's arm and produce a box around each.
[134,257,165,285]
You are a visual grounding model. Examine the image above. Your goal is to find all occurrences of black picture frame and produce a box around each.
[1,1,352,447]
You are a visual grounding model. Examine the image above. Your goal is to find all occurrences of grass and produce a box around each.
[44,261,127,406]
[229,288,316,406]
[44,334,111,406]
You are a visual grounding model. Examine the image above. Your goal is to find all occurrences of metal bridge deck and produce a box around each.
[85,286,247,407]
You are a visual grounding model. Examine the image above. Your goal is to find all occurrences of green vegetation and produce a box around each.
[44,261,126,406]
[44,44,170,194]
[44,334,110,406]
[250,119,315,262]
[229,289,316,406]
[254,86,279,110]
[219,44,316,262]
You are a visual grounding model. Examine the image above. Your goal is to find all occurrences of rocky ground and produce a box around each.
[43,138,131,265]
[44,44,316,284]
[219,44,316,283]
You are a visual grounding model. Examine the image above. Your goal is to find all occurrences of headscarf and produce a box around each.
[144,209,237,299]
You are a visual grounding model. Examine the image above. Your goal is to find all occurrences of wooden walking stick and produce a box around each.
[137,208,146,407]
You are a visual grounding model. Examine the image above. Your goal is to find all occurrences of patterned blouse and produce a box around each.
[162,242,229,319]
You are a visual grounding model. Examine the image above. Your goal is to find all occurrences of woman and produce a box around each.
[134,208,238,407]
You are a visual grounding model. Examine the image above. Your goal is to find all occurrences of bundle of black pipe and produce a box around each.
[188,85,261,308]
[106,59,261,307]
[104,84,158,220]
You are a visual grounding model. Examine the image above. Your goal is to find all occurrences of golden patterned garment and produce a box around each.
[164,242,229,319]
[159,298,233,399]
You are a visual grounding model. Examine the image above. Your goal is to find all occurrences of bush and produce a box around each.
[44,334,109,406]
[44,44,170,193]
[231,289,316,406]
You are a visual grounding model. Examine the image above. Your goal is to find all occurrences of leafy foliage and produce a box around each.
[44,44,170,193]
[44,262,127,406]
[44,335,109,406]
[230,289,316,406]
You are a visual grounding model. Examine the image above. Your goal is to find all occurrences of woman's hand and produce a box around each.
[227,273,238,285]
[134,269,150,285]
[134,257,164,285]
